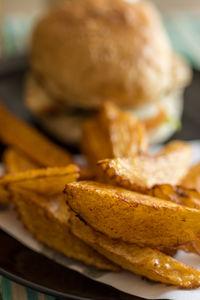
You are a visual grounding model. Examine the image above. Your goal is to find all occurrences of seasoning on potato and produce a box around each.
[98,141,192,191]
[82,101,148,172]
[0,164,79,203]
[71,213,200,289]
[65,181,200,249]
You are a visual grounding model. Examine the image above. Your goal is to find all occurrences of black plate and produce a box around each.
[0,56,200,300]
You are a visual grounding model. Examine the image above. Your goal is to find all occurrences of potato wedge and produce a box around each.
[149,184,200,255]
[0,164,79,203]
[65,181,200,248]
[2,147,92,181]
[11,186,118,271]
[71,214,200,288]
[181,163,200,191]
[81,118,112,170]
[98,141,192,191]
[81,102,148,170]
[0,103,72,167]
[99,101,148,157]
[3,148,40,174]
[148,184,200,209]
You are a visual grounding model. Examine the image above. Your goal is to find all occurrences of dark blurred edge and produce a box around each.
[0,55,28,77]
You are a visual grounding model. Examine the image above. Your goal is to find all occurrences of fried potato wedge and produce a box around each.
[98,141,192,191]
[0,103,72,167]
[82,118,112,170]
[148,184,200,209]
[3,148,40,174]
[70,214,200,288]
[11,187,118,271]
[65,181,200,248]
[149,184,200,256]
[0,164,79,203]
[181,163,200,191]
[2,146,92,181]
[148,184,200,255]
[99,101,148,157]
[81,102,148,170]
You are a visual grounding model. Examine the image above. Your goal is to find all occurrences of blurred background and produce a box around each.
[1,0,200,69]
[0,2,200,300]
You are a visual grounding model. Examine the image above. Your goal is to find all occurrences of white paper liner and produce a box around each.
[1,140,200,300]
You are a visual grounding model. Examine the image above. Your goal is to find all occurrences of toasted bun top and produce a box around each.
[30,0,191,109]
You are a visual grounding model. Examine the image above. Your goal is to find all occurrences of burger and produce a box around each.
[25,0,191,145]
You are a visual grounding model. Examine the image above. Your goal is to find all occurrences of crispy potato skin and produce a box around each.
[65,181,200,248]
[71,214,200,288]
[148,184,200,209]
[11,188,118,271]
[148,184,200,256]
[148,183,200,256]
[99,101,148,157]
[181,163,200,192]
[81,101,148,172]
[82,117,112,171]
[147,184,200,255]
[3,148,40,174]
[98,141,192,190]
[5,156,117,270]
[0,164,79,203]
[0,103,72,167]
[148,184,200,255]
[2,147,92,182]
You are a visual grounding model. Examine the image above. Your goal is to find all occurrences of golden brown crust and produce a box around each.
[12,187,118,271]
[71,214,200,288]
[0,103,72,167]
[98,141,192,191]
[30,0,191,109]
[3,148,40,174]
[81,101,148,175]
[148,184,200,209]
[65,180,200,248]
[0,164,79,204]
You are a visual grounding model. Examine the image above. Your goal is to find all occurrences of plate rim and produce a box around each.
[0,266,93,300]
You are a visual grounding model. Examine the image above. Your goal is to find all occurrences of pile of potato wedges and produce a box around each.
[1,101,200,288]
